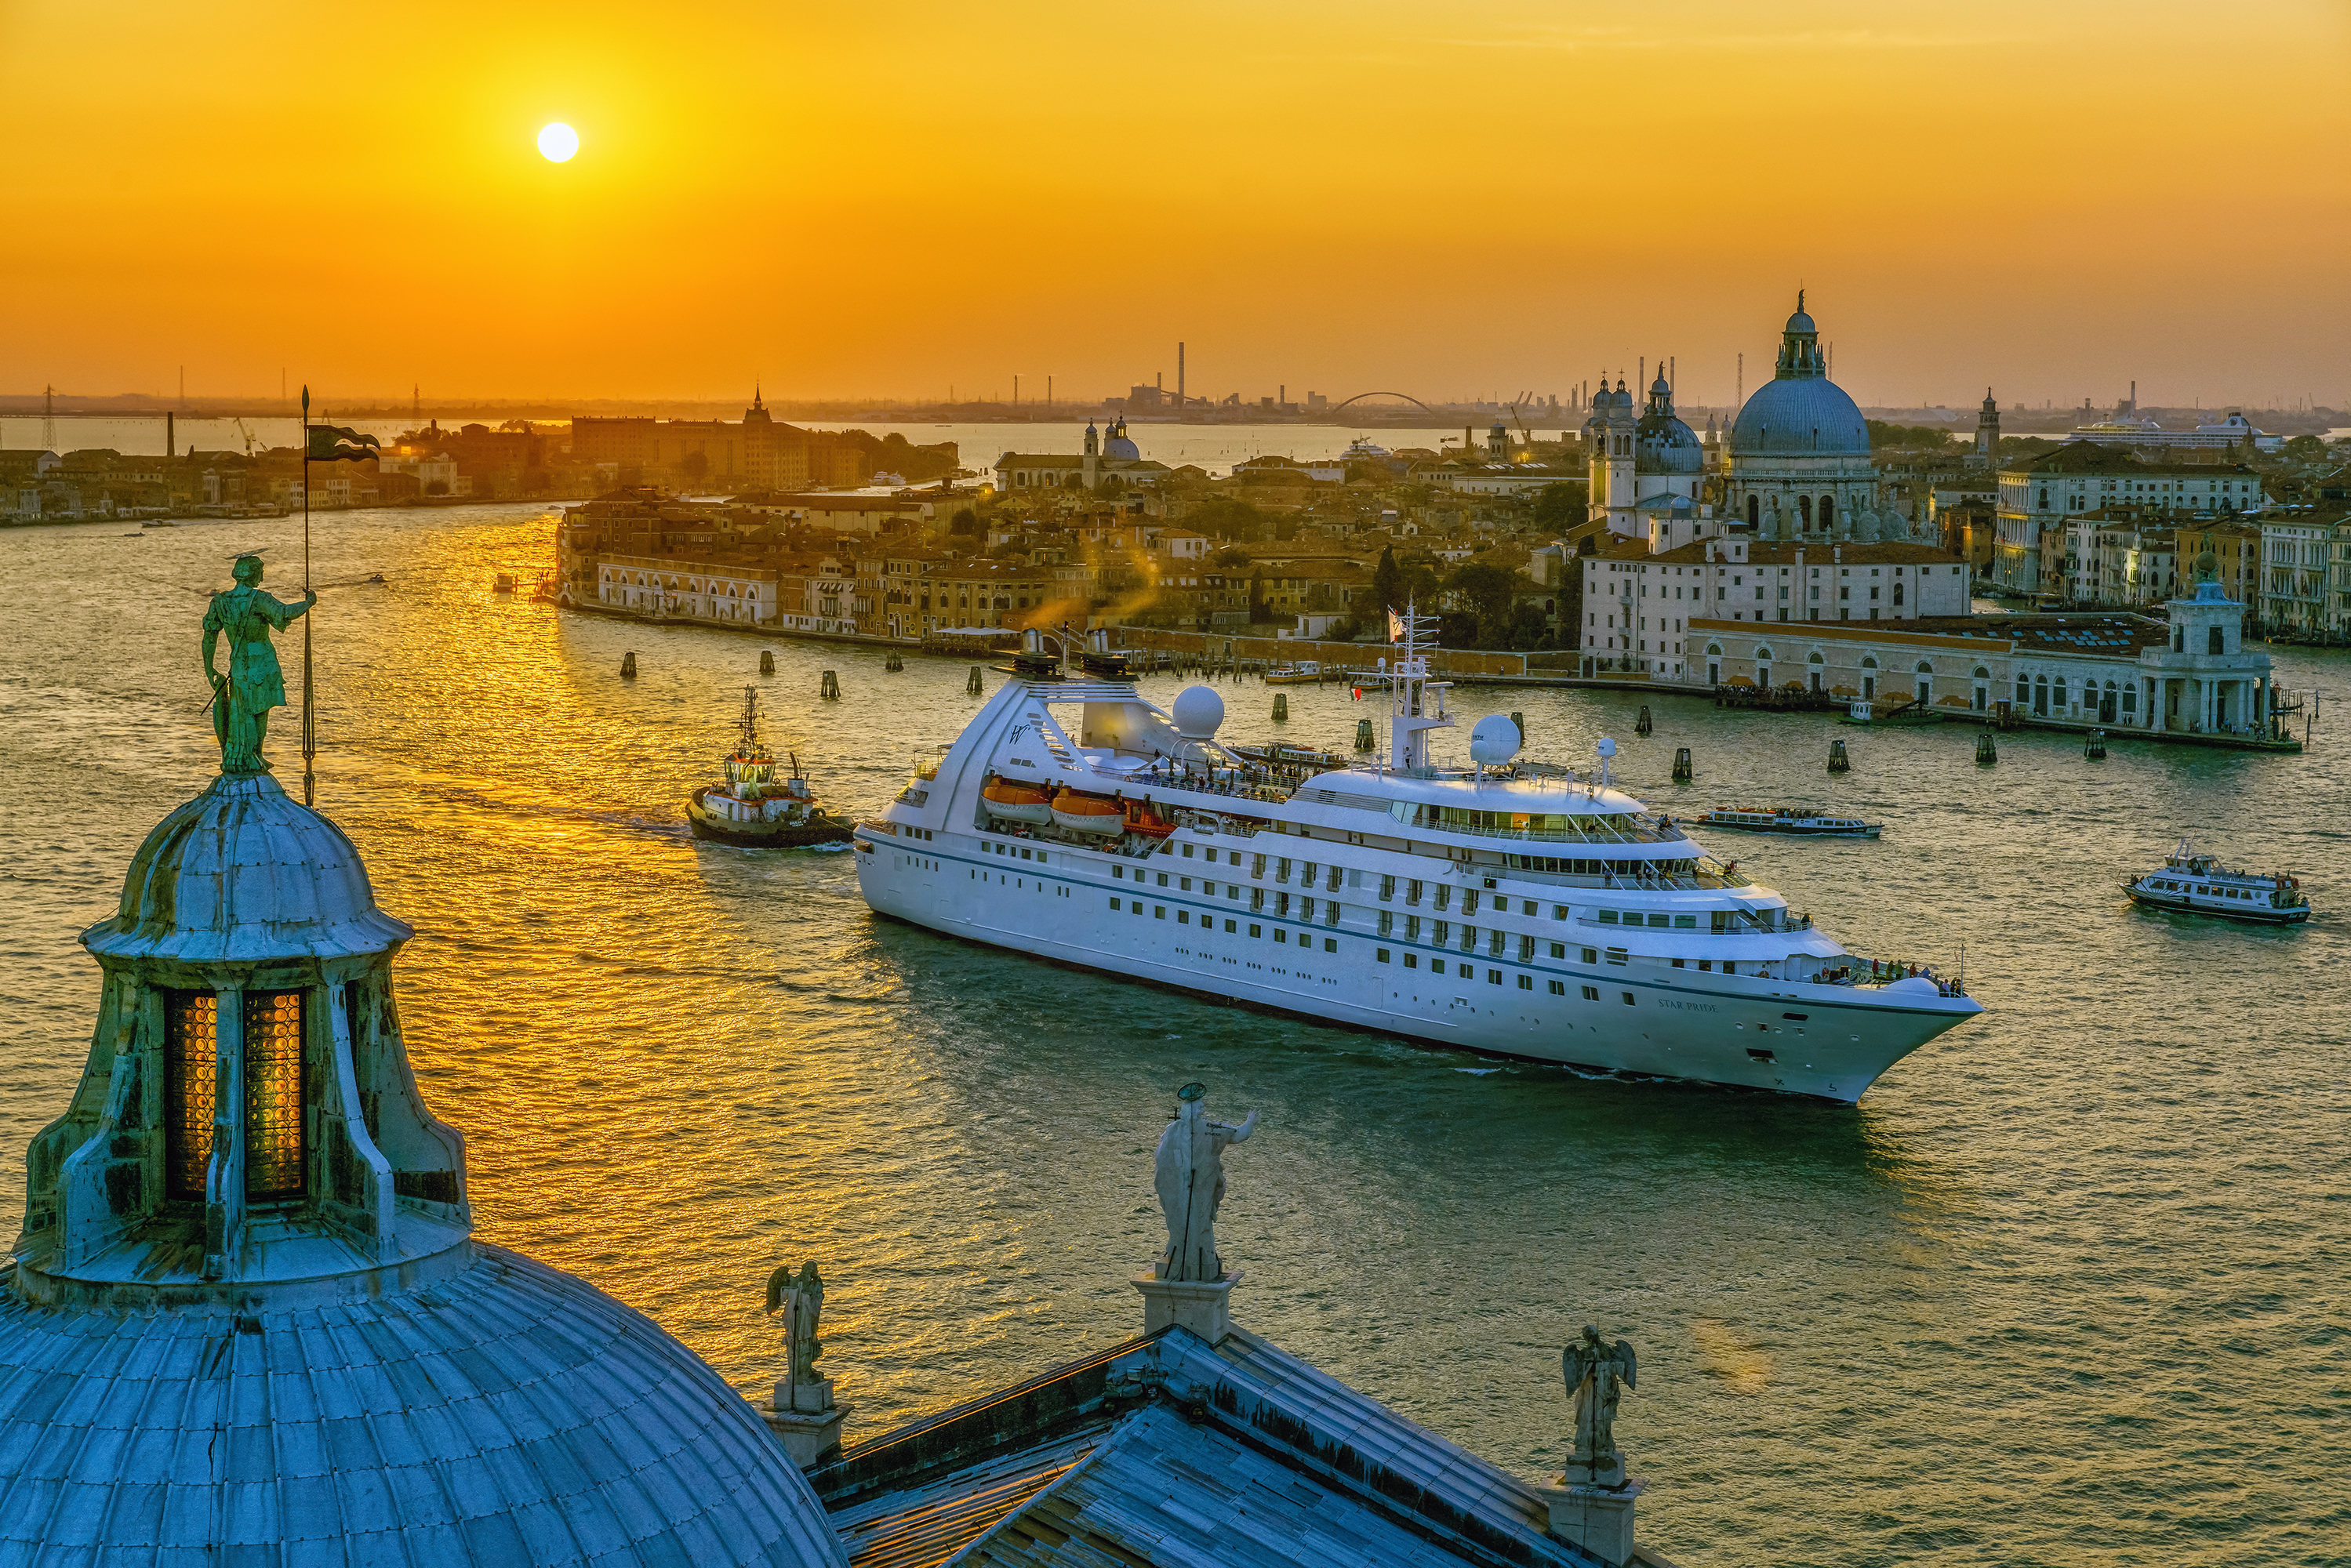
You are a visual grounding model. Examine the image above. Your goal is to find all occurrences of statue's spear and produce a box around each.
[301,385,314,808]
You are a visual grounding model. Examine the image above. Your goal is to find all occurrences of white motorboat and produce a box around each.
[1693,807,1881,840]
[852,616,1982,1102]
[2125,839,2309,924]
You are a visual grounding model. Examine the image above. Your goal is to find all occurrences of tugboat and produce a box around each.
[2125,839,2309,924]
[686,688,852,847]
[1693,806,1882,839]
[1262,660,1323,685]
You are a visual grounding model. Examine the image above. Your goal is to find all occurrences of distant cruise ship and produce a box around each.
[852,617,1981,1102]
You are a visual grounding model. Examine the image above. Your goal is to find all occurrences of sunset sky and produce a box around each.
[2,0,2345,411]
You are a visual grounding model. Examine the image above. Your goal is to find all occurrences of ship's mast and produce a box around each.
[1388,599,1453,773]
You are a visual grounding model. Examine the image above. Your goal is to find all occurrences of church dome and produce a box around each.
[1103,418,1140,461]
[1731,376,1870,456]
[1634,372,1702,475]
[0,1244,848,1566]
[11,755,849,1568]
[87,774,412,964]
[1731,295,1870,458]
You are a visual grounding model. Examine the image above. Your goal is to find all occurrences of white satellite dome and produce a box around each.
[1468,714,1521,765]
[1171,685,1226,740]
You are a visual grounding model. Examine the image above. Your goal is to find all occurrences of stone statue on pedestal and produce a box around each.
[1153,1082,1256,1282]
[1562,1325,1638,1484]
[765,1261,827,1404]
[202,554,314,776]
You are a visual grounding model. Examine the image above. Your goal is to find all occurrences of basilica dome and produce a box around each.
[1633,372,1703,476]
[1103,417,1141,461]
[1730,294,1871,459]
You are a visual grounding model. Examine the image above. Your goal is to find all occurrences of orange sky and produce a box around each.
[2,0,2345,411]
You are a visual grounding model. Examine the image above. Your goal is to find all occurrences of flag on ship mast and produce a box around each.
[1386,608,1404,643]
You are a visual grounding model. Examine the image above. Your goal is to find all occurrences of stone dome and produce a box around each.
[87,774,412,964]
[0,1243,848,1568]
[1103,418,1140,461]
[1731,376,1870,457]
[1635,373,1703,475]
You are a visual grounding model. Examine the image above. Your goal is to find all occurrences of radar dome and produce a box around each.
[1172,685,1226,739]
[1469,714,1522,765]
[1597,736,1618,758]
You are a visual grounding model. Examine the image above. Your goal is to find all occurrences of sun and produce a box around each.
[537,122,579,162]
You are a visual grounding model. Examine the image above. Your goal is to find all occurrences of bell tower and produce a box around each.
[1975,387,2000,468]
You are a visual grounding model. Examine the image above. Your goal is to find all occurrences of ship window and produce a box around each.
[1582,947,1597,964]
[1673,914,1696,928]
[1275,929,1287,942]
[1224,919,1237,932]
[1723,962,1736,975]
[1581,985,1600,1000]
[1154,906,1165,919]
[1404,954,1418,968]
[1598,910,1619,924]
[1324,938,1338,953]
[1554,905,1568,920]
[1549,980,1565,995]
[1178,910,1190,924]
[1110,898,1121,910]
[1699,960,1712,971]
[1156,872,1168,887]
[1113,867,1123,879]
[1621,992,1635,1005]
[1431,960,1446,975]
[1377,949,1391,964]
[1605,948,1627,965]
[1248,924,1261,938]
[1181,844,1194,857]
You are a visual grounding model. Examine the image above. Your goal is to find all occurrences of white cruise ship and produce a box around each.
[852,617,1981,1102]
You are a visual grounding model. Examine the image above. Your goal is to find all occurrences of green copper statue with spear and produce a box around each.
[202,553,315,775]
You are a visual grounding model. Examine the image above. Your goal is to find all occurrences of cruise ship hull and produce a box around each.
[855,839,1975,1103]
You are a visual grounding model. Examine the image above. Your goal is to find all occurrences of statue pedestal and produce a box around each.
[761,1381,845,1468]
[1534,1474,1644,1566]
[1132,1270,1239,1344]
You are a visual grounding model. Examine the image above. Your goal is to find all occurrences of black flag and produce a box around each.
[307,424,380,462]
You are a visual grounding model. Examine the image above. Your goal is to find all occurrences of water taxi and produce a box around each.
[1263,661,1324,685]
[687,688,853,848]
[1692,808,1882,840]
[2125,840,2309,924]
[852,615,1978,1102]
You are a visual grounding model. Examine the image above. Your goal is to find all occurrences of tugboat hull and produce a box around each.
[687,788,853,848]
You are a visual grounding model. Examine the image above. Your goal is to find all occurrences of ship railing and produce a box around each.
[1818,956,1967,998]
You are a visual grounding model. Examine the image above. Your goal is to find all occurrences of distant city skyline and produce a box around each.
[2,0,2344,408]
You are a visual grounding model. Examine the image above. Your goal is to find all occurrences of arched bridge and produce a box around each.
[1327,391,1437,415]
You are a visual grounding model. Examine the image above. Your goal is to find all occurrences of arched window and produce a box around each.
[1798,496,1814,529]
[1893,581,1905,606]
[1819,496,1834,532]
[2175,626,2186,652]
[2016,673,2030,705]
[2207,626,2224,655]
[2039,487,2050,508]
[1746,495,1760,527]
[2122,684,2138,716]
[2033,674,2050,716]
[1706,642,1723,655]
[1755,645,1774,662]
[1915,660,1935,674]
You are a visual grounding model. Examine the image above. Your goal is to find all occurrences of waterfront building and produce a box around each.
[1993,443,2267,592]
[729,491,958,537]
[1579,537,1971,679]
[596,552,783,624]
[1683,569,2284,738]
[996,417,1172,492]
[572,389,873,490]
[2258,514,2342,632]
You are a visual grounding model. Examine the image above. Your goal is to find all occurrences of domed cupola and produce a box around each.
[1103,416,1140,461]
[1633,366,1702,477]
[5,636,848,1564]
[1731,291,1870,458]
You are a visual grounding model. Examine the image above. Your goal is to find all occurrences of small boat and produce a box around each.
[1695,807,1881,839]
[2125,839,2309,924]
[1340,436,1390,460]
[1122,798,1178,838]
[1262,660,1323,685]
[1840,698,1940,727]
[1050,786,1125,836]
[980,774,1054,824]
[686,688,853,848]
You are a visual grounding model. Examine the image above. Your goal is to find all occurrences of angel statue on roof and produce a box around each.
[1562,1325,1639,1485]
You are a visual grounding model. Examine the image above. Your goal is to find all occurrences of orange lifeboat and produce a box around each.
[981,774,1053,824]
[1123,798,1178,838]
[1051,786,1125,836]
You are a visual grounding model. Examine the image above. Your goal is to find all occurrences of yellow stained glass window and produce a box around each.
[164,992,219,1201]
[242,989,307,1200]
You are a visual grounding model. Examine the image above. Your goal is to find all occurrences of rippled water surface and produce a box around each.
[3,506,2346,1566]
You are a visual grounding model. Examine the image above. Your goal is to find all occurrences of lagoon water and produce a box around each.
[2,504,2345,1566]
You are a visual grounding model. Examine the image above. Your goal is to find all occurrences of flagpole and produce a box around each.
[301,385,314,808]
